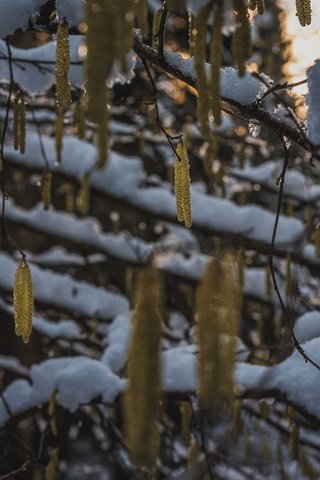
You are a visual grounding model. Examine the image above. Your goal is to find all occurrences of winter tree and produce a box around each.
[0,0,320,478]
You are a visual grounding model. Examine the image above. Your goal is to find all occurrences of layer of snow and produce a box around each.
[33,317,81,340]
[0,252,129,320]
[0,0,47,37]
[5,133,306,250]
[6,200,153,265]
[0,356,125,425]
[101,314,131,373]
[56,0,85,27]
[162,345,197,392]
[163,51,267,105]
[236,337,320,419]
[0,37,84,95]
[231,161,320,203]
[294,311,320,343]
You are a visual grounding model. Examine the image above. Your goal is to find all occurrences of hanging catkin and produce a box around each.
[41,169,52,210]
[175,142,192,228]
[13,93,26,154]
[45,449,59,480]
[295,0,312,26]
[76,173,90,216]
[134,0,148,36]
[48,390,58,436]
[55,109,63,165]
[290,424,300,461]
[232,0,252,76]
[194,4,211,137]
[86,0,112,124]
[55,22,71,109]
[13,95,20,151]
[174,156,184,222]
[210,0,223,126]
[73,95,86,139]
[124,267,163,470]
[196,250,241,407]
[13,258,34,344]
[19,98,26,154]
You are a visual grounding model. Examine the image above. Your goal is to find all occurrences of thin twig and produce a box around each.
[0,38,14,246]
[259,78,308,101]
[140,57,182,159]
[29,106,50,169]
[268,135,320,371]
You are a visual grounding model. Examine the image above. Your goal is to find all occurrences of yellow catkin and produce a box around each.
[73,95,86,140]
[124,267,163,471]
[232,0,252,76]
[188,13,195,54]
[13,258,34,344]
[174,157,184,223]
[188,437,200,467]
[86,0,112,123]
[13,95,20,151]
[180,401,192,445]
[76,173,90,216]
[19,97,26,155]
[210,0,223,126]
[176,142,192,228]
[55,109,63,165]
[42,169,52,210]
[152,8,163,48]
[48,391,58,436]
[196,250,241,407]
[232,399,243,434]
[194,4,211,138]
[95,98,109,169]
[290,424,300,461]
[135,0,148,36]
[295,0,312,26]
[55,22,71,109]
[45,448,59,480]
[166,0,185,13]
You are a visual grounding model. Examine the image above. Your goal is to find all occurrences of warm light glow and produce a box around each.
[279,0,320,95]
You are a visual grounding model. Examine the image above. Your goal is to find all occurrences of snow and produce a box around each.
[162,345,197,392]
[101,314,131,373]
[307,60,320,146]
[294,311,320,343]
[0,356,125,425]
[164,51,267,105]
[5,133,305,249]
[0,252,129,320]
[56,0,85,27]
[6,200,152,265]
[0,296,82,340]
[231,161,320,203]
[0,355,29,377]
[0,37,85,95]
[0,38,136,95]
[33,316,81,340]
[235,337,320,419]
[0,0,47,37]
